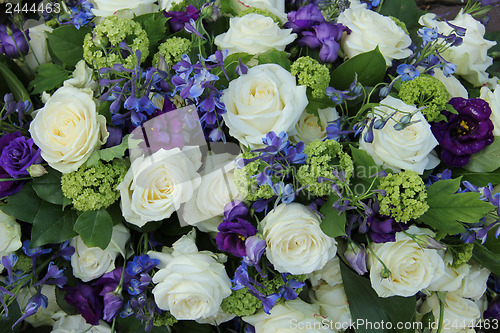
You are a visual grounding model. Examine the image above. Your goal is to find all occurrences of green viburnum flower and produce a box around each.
[291,57,330,99]
[153,311,177,327]
[377,170,429,223]
[398,74,449,122]
[61,159,129,211]
[83,16,149,69]
[153,37,192,68]
[449,243,474,268]
[389,16,409,35]
[233,152,276,201]
[239,8,282,25]
[297,139,353,197]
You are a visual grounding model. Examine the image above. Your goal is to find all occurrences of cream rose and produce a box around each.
[480,85,500,136]
[222,64,308,148]
[52,315,111,333]
[456,264,490,300]
[92,0,158,18]
[181,153,242,232]
[291,108,339,144]
[70,224,130,282]
[243,298,335,333]
[63,60,98,91]
[29,86,108,173]
[23,20,52,71]
[368,226,445,298]
[0,210,21,255]
[420,292,481,332]
[311,283,351,329]
[151,232,231,320]
[117,147,202,228]
[215,14,295,55]
[359,96,439,174]
[231,0,286,22]
[337,2,412,66]
[427,252,470,293]
[308,256,343,288]
[262,202,337,275]
[419,12,496,86]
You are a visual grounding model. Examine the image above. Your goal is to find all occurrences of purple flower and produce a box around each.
[396,64,420,82]
[12,292,47,329]
[0,132,41,178]
[484,295,500,319]
[344,241,368,275]
[284,4,325,33]
[299,22,350,63]
[367,213,408,243]
[64,284,103,325]
[432,98,494,167]
[164,5,199,33]
[0,26,30,59]
[94,268,133,321]
[216,201,257,257]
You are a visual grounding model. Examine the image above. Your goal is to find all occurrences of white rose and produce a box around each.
[231,0,287,22]
[427,253,470,293]
[181,153,242,232]
[368,226,445,298]
[243,298,335,333]
[431,67,468,99]
[51,315,111,333]
[17,285,64,327]
[310,282,351,329]
[456,264,490,300]
[117,147,202,228]
[0,210,21,254]
[308,256,343,288]
[64,60,98,91]
[29,86,108,173]
[337,3,412,66]
[152,232,231,320]
[480,85,500,136]
[214,14,296,55]
[420,292,481,332]
[419,12,496,86]
[359,96,439,174]
[23,20,52,71]
[160,0,183,11]
[92,0,158,18]
[222,64,308,148]
[262,202,337,275]
[70,224,130,282]
[291,108,339,144]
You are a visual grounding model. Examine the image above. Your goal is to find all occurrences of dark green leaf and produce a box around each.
[0,184,42,223]
[85,134,138,167]
[331,47,386,90]
[473,242,500,276]
[98,101,112,123]
[172,321,212,333]
[133,13,168,55]
[47,26,91,68]
[418,178,494,235]
[218,0,237,16]
[350,145,382,189]
[74,209,113,249]
[29,63,69,94]
[320,194,346,237]
[256,50,291,70]
[214,52,254,89]
[55,286,78,316]
[379,0,420,29]
[0,53,29,87]
[452,167,500,186]
[340,259,416,333]
[31,202,77,247]
[0,60,31,103]
[32,168,71,206]
[0,300,22,333]
[305,91,333,117]
[463,137,500,172]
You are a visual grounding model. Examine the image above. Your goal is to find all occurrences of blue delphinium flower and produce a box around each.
[396,64,420,81]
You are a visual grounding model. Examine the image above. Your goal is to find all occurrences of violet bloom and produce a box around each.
[164,5,199,33]
[344,241,368,275]
[95,268,133,321]
[367,213,408,243]
[0,132,42,178]
[0,26,29,59]
[299,22,350,63]
[284,3,325,33]
[432,98,494,167]
[484,295,500,319]
[216,201,257,257]
[64,284,103,325]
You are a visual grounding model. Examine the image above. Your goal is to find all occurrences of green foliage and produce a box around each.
[379,0,420,30]
[449,242,474,268]
[417,177,494,235]
[0,185,42,223]
[472,228,500,275]
[256,50,290,71]
[340,260,416,333]
[213,52,253,88]
[0,55,30,103]
[153,311,178,327]
[291,56,330,99]
[350,145,382,189]
[31,202,77,247]
[133,12,168,57]
[320,194,346,237]
[85,134,138,167]
[218,0,237,16]
[47,25,91,68]
[29,63,69,94]
[331,47,386,90]
[453,167,500,187]
[74,209,113,249]
[463,138,500,173]
[32,167,71,206]
[221,287,262,317]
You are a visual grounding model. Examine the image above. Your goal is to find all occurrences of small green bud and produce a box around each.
[27,164,48,178]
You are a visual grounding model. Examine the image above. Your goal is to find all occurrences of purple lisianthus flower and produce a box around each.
[299,22,350,63]
[94,268,133,321]
[484,295,500,319]
[216,201,257,257]
[164,5,199,33]
[0,132,42,178]
[432,98,494,167]
[367,213,408,243]
[0,26,30,59]
[284,3,325,33]
[64,284,103,325]
[344,241,368,275]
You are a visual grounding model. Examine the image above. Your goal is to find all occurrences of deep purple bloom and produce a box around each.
[0,132,41,178]
[0,26,29,59]
[94,268,133,321]
[64,284,103,325]
[284,4,325,33]
[484,295,500,319]
[164,5,199,33]
[12,292,47,329]
[126,255,160,276]
[216,201,257,257]
[299,22,350,63]
[432,98,494,167]
[279,274,305,301]
[367,213,408,243]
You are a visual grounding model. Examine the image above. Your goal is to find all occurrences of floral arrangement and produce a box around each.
[1,0,500,332]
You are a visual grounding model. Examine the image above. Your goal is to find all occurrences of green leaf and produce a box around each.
[0,60,31,103]
[304,91,333,117]
[55,286,78,316]
[350,145,382,188]
[463,138,500,172]
[29,63,69,94]
[0,185,42,223]
[32,168,71,206]
[379,0,420,29]
[0,300,22,333]
[85,134,139,167]
[218,0,237,16]
[331,47,387,90]
[452,167,500,187]
[133,13,168,55]
[320,194,346,237]
[473,243,500,276]
[213,52,254,89]
[418,178,494,235]
[340,260,416,333]
[47,25,91,68]
[31,202,77,247]
[74,209,113,249]
[256,50,291,70]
